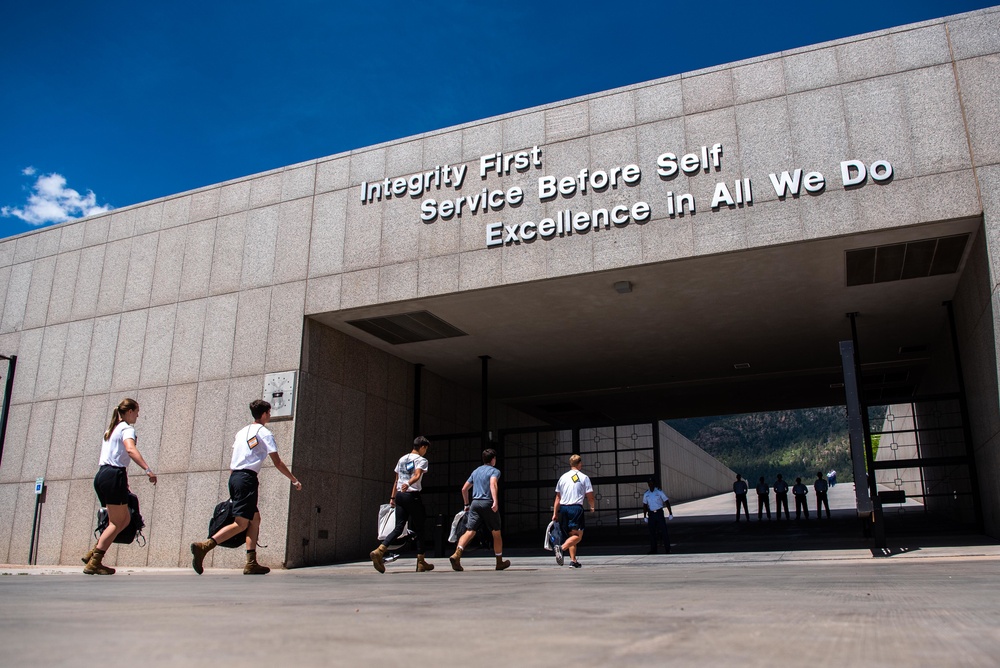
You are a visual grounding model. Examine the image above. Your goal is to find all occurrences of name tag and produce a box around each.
[571,473,580,483]
[247,435,259,449]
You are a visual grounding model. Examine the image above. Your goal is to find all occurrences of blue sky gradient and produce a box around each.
[1,1,994,239]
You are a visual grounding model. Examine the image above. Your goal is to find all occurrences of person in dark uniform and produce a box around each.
[370,436,435,573]
[449,448,510,571]
[756,476,771,520]
[190,399,302,575]
[815,471,831,519]
[733,474,750,521]
[84,398,157,575]
[792,477,809,520]
[642,478,674,554]
[773,473,790,520]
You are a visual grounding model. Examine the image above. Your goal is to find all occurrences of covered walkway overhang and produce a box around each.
[311,215,982,425]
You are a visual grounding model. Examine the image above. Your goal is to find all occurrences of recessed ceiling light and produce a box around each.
[734,362,751,370]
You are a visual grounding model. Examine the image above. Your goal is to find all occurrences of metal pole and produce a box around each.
[840,341,874,517]
[0,355,17,468]
[652,421,662,486]
[479,356,490,447]
[412,363,423,438]
[28,492,41,565]
[847,312,886,549]
[944,300,984,531]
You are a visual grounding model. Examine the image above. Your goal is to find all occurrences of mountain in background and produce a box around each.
[666,406,856,485]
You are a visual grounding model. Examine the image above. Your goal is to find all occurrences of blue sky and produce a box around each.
[0,1,994,239]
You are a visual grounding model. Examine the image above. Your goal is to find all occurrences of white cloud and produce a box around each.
[1,169,113,226]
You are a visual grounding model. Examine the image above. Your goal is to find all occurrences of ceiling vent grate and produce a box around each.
[537,402,584,413]
[863,370,910,386]
[346,310,467,345]
[846,234,969,286]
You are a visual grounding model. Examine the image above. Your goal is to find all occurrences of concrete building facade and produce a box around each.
[1,8,999,567]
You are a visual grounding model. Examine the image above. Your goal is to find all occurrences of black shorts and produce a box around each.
[94,465,129,506]
[559,504,586,532]
[229,469,259,520]
[466,499,501,532]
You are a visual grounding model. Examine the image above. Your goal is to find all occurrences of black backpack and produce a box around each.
[450,510,491,551]
[95,492,146,546]
[208,500,248,548]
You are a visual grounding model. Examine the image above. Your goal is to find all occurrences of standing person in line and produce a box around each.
[370,436,435,573]
[773,473,790,520]
[733,474,750,522]
[815,471,831,519]
[449,448,510,572]
[552,454,596,568]
[756,476,771,520]
[191,399,302,575]
[642,478,673,554]
[84,398,157,575]
[792,477,810,520]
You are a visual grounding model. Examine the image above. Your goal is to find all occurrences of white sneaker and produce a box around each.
[554,543,564,566]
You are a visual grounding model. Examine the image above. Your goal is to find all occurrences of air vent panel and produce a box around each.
[346,311,467,345]
[846,234,969,286]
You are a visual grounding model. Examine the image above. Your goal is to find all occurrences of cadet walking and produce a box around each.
[552,454,596,568]
[191,399,302,575]
[449,448,510,571]
[84,398,157,575]
[370,436,435,573]
[643,478,673,554]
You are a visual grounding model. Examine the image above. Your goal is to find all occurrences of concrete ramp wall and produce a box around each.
[658,422,735,502]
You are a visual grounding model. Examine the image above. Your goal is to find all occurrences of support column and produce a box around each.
[945,300,984,531]
[479,356,490,447]
[847,312,886,549]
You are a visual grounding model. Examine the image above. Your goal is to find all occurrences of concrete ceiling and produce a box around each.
[313,216,982,425]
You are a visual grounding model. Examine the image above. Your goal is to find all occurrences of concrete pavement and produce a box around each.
[3,541,1000,667]
[3,484,997,667]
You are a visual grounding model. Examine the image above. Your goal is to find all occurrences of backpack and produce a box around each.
[543,520,564,551]
[448,510,466,543]
[95,492,146,546]
[449,507,491,550]
[208,500,248,548]
[377,503,412,550]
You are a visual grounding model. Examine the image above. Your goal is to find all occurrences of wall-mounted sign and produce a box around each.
[263,371,297,420]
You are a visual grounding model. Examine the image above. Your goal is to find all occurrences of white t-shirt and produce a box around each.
[643,488,669,512]
[395,452,428,492]
[555,468,593,506]
[99,421,136,468]
[230,423,278,472]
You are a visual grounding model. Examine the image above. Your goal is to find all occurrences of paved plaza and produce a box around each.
[3,486,999,667]
[2,547,999,667]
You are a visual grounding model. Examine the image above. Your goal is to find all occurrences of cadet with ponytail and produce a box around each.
[83,398,157,575]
